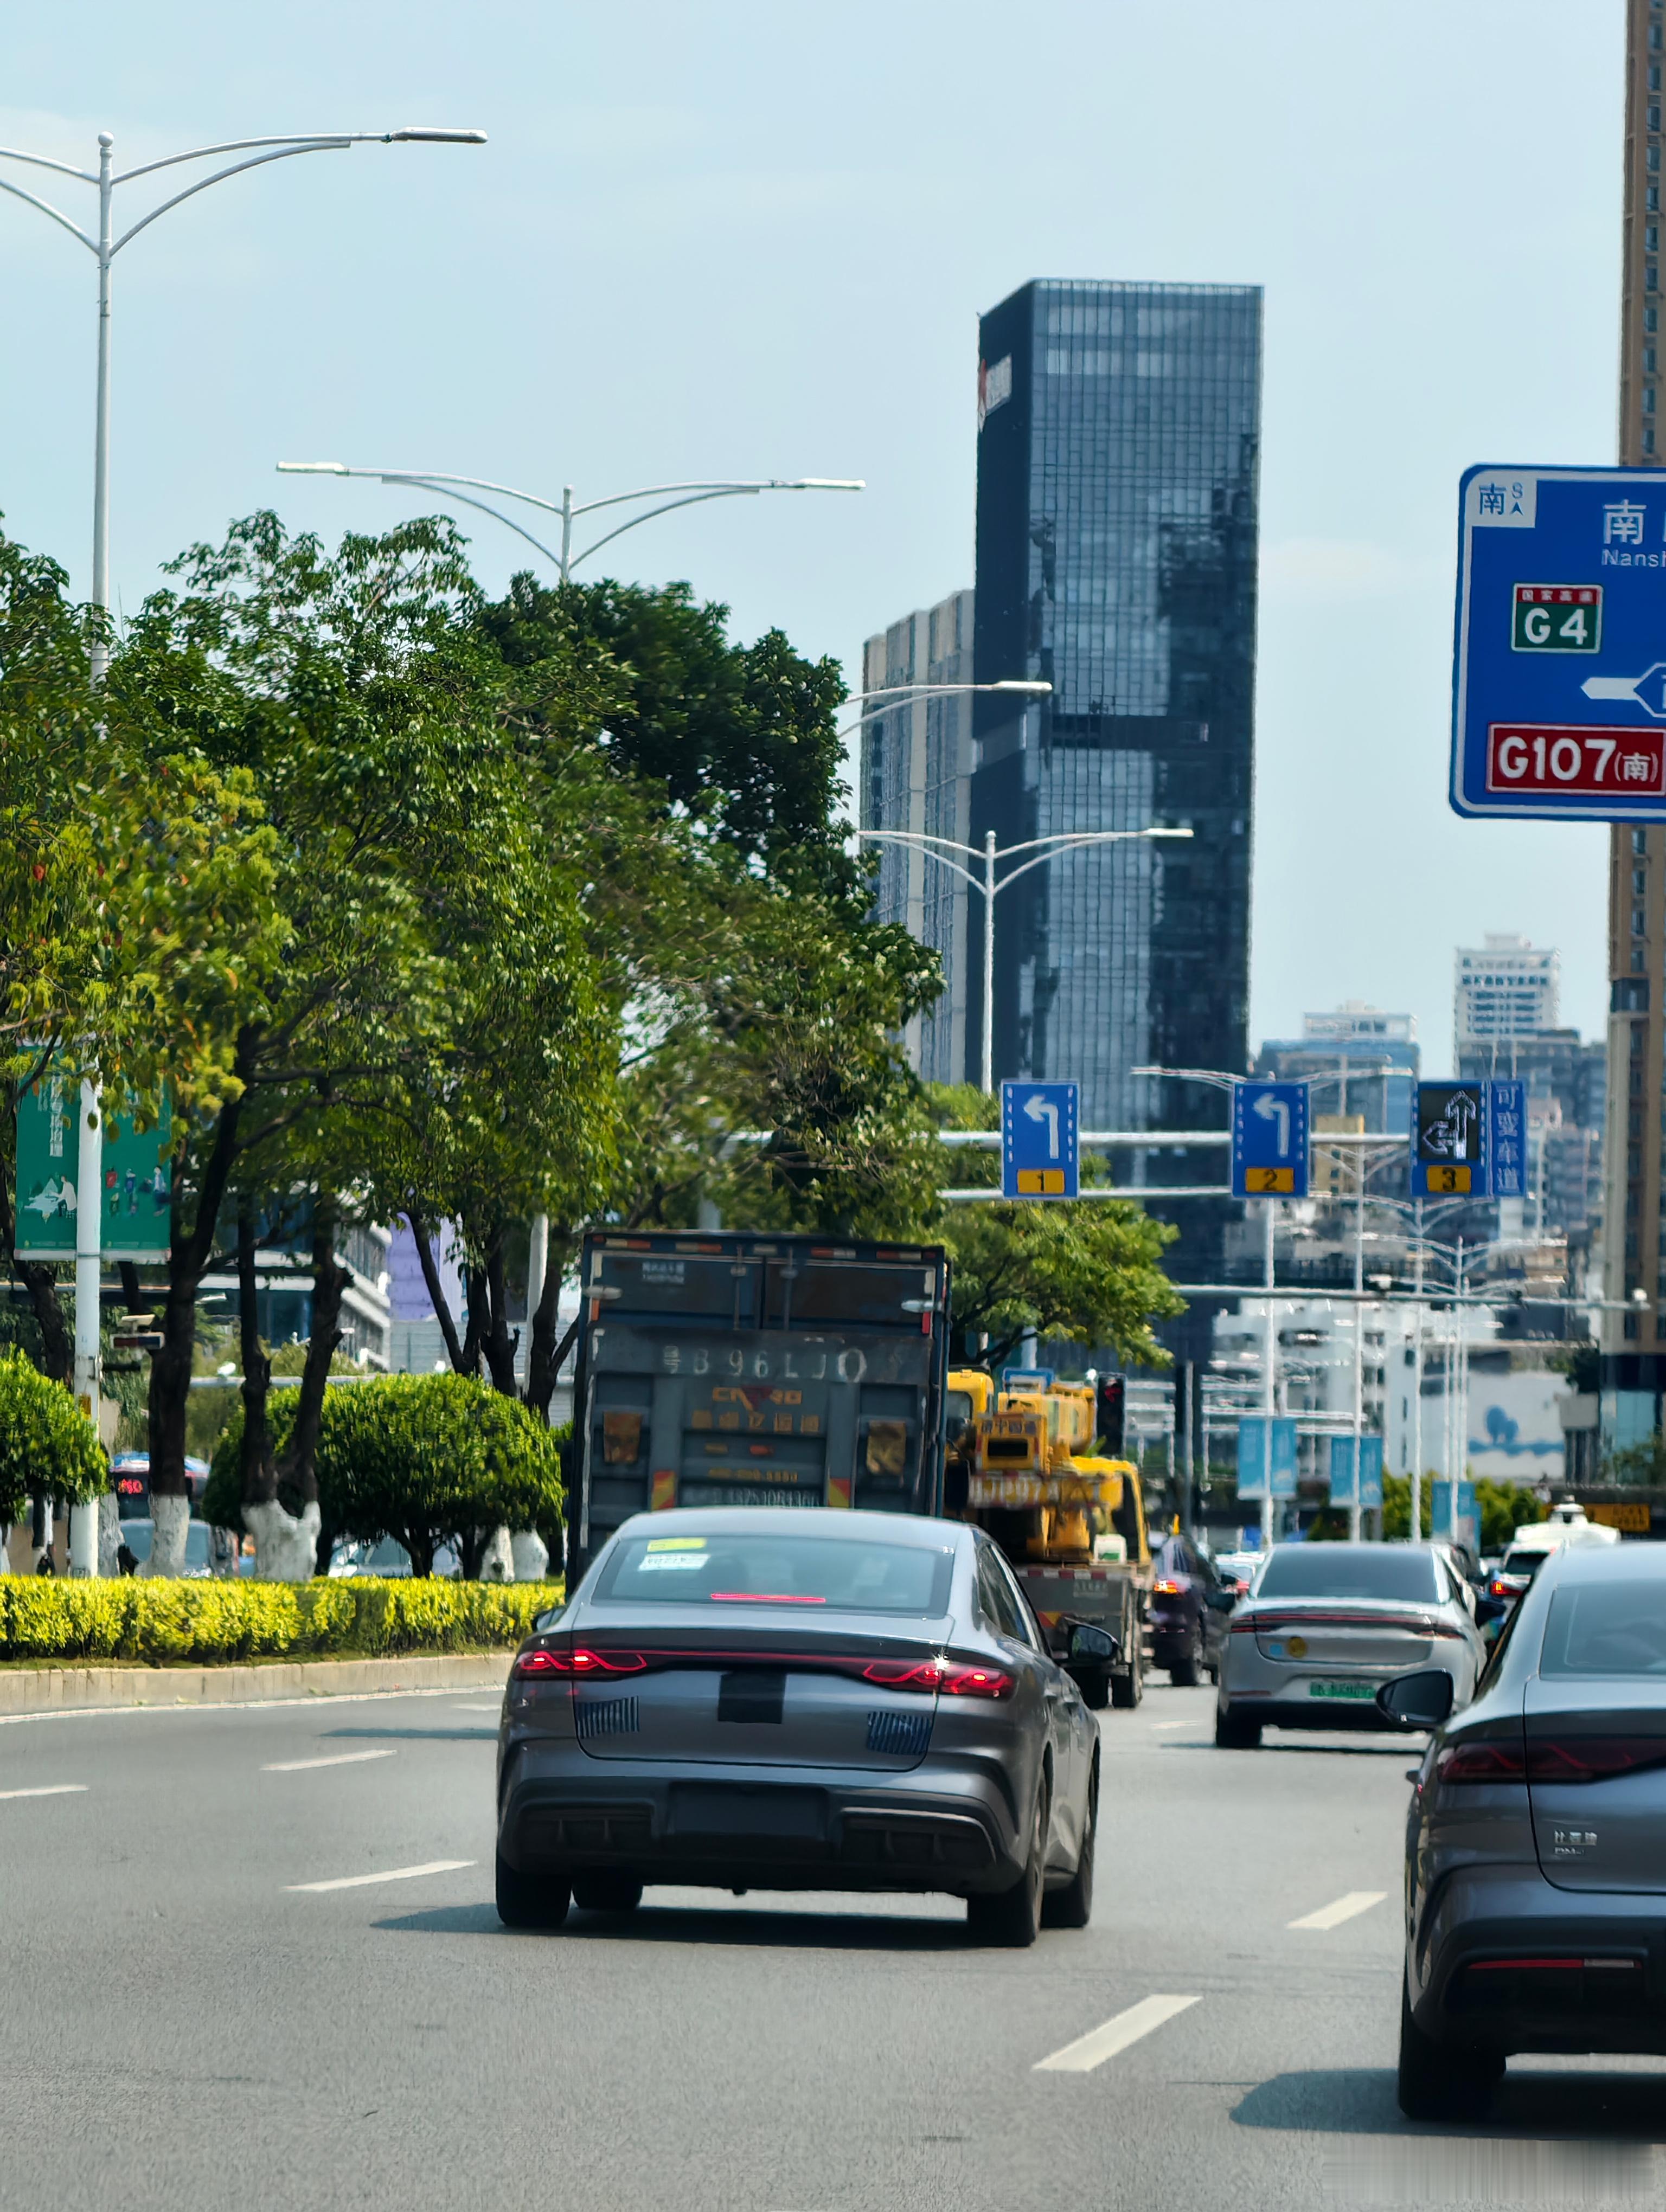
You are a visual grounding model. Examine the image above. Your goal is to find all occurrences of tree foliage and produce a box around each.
[0,1348,108,1522]
[204,1373,564,1577]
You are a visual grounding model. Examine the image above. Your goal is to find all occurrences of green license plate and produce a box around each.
[1308,1679,1377,1701]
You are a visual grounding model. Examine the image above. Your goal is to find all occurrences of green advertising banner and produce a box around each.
[14,1068,172,1260]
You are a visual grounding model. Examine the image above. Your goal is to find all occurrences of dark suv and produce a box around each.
[1149,1536,1235,1686]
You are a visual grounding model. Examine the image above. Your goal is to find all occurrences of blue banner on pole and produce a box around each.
[1432,1477,1479,1549]
[1238,1417,1298,1500]
[1328,1435,1385,1508]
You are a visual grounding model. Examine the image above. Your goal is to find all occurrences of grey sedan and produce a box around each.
[1215,1541,1488,1747]
[1389,1539,1666,2118]
[495,1507,1106,1945]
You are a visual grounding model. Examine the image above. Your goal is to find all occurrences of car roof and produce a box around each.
[608,1506,965,1551]
[1550,1540,1666,1586]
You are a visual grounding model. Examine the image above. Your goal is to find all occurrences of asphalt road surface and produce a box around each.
[4,1679,1665,2211]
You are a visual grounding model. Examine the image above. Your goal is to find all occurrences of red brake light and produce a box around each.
[1526,1737,1666,1784]
[512,1645,648,1679]
[1153,1579,1183,1596]
[1435,1740,1527,1784]
[861,1658,1014,1699]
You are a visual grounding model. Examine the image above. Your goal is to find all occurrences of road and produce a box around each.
[3,1679,1664,2211]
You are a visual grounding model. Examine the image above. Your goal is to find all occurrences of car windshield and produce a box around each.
[1541,1582,1666,1675]
[594,1532,954,1615]
[1255,1547,1441,1603]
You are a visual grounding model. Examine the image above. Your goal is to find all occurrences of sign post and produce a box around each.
[1000,1081,1079,1200]
[1233,1083,1308,1548]
[1453,466,1666,820]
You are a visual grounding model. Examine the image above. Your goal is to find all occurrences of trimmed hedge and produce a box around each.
[0,1576,563,1667]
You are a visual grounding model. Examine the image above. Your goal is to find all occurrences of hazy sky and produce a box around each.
[0,2,1625,1074]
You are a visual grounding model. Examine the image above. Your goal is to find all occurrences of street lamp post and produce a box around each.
[852,700,1190,1092]
[0,123,485,1569]
[278,460,861,1350]
[275,463,863,581]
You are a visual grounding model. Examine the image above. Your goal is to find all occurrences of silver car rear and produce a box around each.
[1216,1541,1485,1747]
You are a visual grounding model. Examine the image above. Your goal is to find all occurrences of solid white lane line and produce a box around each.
[1034,1994,1200,2073]
[262,1749,398,1773]
[1288,1889,1387,1931]
[0,1783,87,1801]
[287,1858,474,1894]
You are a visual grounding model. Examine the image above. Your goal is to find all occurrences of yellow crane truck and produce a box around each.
[944,1368,1150,1708]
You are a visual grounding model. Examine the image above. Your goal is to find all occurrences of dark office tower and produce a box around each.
[971,279,1263,1346]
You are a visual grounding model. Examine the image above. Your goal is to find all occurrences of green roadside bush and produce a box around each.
[0,1348,109,1525]
[202,1371,564,1574]
[1378,1475,1548,1551]
[0,1575,562,1666]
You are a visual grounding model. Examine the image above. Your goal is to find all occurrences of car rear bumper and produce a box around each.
[498,1744,1027,1895]
[1220,1694,1396,1734]
[1415,1864,1666,2055]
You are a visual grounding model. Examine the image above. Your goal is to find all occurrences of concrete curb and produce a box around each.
[0,1650,514,1716]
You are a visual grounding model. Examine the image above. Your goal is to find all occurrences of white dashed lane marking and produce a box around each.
[0,1784,88,1801]
[287,1859,475,1894]
[1033,1994,1200,2073]
[262,1750,398,1773]
[1288,1889,1386,1931]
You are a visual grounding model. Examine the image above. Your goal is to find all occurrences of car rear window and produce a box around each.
[1541,1583,1666,1676]
[1502,1547,1550,1578]
[594,1533,955,1615]
[1255,1548,1441,1603]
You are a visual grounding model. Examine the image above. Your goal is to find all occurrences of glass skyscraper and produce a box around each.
[972,278,1263,1334]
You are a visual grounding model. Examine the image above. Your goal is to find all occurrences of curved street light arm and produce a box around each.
[569,485,768,571]
[0,171,94,250]
[851,828,982,861]
[278,465,572,518]
[114,140,353,254]
[570,477,862,519]
[0,144,98,183]
[851,832,984,894]
[367,476,564,567]
[112,128,484,188]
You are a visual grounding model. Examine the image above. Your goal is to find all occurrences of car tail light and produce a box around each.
[1435,1739,1527,1784]
[1489,1579,1509,1599]
[861,1658,1014,1699]
[1152,1579,1183,1596]
[512,1645,648,1679]
[1526,1737,1666,1784]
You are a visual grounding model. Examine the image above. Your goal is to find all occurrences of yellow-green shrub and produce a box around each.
[0,1577,562,1667]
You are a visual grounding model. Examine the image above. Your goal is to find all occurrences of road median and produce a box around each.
[0,1648,514,1716]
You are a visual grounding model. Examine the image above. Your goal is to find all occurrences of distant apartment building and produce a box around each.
[1255,1004,1419,1135]
[859,590,975,1085]
[1455,934,1560,1049]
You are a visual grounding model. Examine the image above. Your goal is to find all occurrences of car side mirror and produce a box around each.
[1376,1670,1454,1730]
[1066,1621,1120,1667]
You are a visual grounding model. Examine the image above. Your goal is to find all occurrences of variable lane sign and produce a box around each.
[1411,1078,1523,1200]
[1232,1081,1309,1199]
[1001,1081,1079,1200]
[1453,466,1666,818]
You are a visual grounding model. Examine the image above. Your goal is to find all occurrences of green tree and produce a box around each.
[0,1348,108,1525]
[1379,1475,1548,1551]
[204,1373,563,1578]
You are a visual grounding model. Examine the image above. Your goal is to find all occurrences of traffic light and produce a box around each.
[1095,1375,1125,1457]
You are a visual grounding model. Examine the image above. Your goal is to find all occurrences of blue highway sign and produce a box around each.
[1232,1081,1309,1199]
[1001,1081,1079,1200]
[1453,466,1666,818]
[1486,1079,1527,1201]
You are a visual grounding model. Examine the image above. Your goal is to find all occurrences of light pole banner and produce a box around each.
[1237,1416,1297,1500]
[14,1069,171,1259]
[1328,1435,1385,1508]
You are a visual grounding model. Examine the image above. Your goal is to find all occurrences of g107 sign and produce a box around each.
[1453,467,1666,818]
[13,1068,171,1260]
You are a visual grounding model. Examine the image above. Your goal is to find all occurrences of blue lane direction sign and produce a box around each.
[1454,466,1666,818]
[1232,1081,1309,1199]
[1412,1080,1486,1199]
[1001,1081,1079,1200]
[1236,1417,1298,1500]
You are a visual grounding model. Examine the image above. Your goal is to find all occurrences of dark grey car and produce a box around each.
[495,1506,1105,1945]
[1391,1539,1666,2117]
